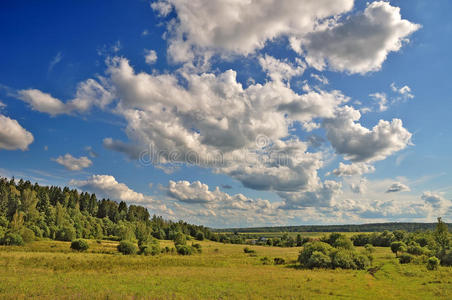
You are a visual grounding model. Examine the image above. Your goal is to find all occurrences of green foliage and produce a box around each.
[56,225,76,241]
[140,242,161,256]
[364,244,375,253]
[173,232,187,246]
[298,242,333,266]
[71,239,89,251]
[196,231,205,241]
[192,243,202,253]
[20,227,35,243]
[390,241,407,257]
[427,256,440,270]
[440,250,452,266]
[260,256,272,265]
[274,257,286,265]
[399,253,414,264]
[307,251,332,269]
[333,236,354,250]
[118,240,138,255]
[1,232,24,246]
[176,244,194,255]
[243,247,256,254]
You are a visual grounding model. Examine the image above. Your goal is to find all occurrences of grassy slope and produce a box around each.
[0,239,451,299]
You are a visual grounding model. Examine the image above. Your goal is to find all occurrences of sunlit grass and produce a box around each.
[1,239,451,299]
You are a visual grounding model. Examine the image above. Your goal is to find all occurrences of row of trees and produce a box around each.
[0,177,213,246]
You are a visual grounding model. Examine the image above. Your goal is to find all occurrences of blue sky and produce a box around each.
[1,0,451,227]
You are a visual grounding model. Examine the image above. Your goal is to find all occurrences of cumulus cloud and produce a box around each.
[0,114,34,151]
[17,79,113,115]
[144,49,158,65]
[70,175,153,204]
[279,180,342,209]
[328,162,375,177]
[168,180,217,204]
[54,154,92,171]
[299,1,420,74]
[323,106,412,162]
[153,0,354,63]
[421,192,448,209]
[259,55,304,82]
[386,182,410,193]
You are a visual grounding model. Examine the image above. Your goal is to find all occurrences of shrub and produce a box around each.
[243,247,256,254]
[399,253,414,264]
[20,227,35,243]
[261,256,272,265]
[427,256,440,270]
[176,244,193,255]
[364,244,375,253]
[173,232,187,246]
[331,250,357,269]
[354,254,371,269]
[274,257,286,265]
[140,243,161,256]
[55,225,76,241]
[307,251,331,269]
[333,236,354,250]
[1,232,24,246]
[298,242,332,265]
[351,234,371,246]
[440,250,452,266]
[407,244,426,256]
[71,239,89,251]
[391,241,407,257]
[192,243,202,253]
[196,231,205,241]
[118,240,138,255]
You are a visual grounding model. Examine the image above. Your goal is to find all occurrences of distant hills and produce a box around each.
[214,222,451,233]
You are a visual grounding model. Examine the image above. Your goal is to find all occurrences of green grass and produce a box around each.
[1,239,451,299]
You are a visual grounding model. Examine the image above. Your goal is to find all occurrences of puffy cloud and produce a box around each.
[299,1,420,74]
[421,192,448,209]
[0,114,34,151]
[168,180,216,203]
[70,175,152,204]
[258,55,304,82]
[153,0,354,62]
[17,79,113,115]
[369,92,388,112]
[386,182,410,193]
[144,49,158,65]
[323,106,412,162]
[53,154,93,171]
[279,180,342,209]
[328,162,375,177]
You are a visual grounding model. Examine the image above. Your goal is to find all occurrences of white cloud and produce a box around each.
[323,106,412,162]
[17,79,113,115]
[328,162,375,177]
[0,100,6,110]
[54,154,92,171]
[391,82,414,99]
[259,55,304,82]
[310,73,329,85]
[144,49,158,65]
[421,192,448,209]
[299,1,420,74]
[168,180,216,203]
[153,0,354,63]
[386,182,410,193]
[369,92,388,112]
[70,175,153,204]
[0,114,34,151]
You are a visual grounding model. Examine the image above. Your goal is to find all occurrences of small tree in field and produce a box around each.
[427,257,440,270]
[118,240,138,255]
[390,241,406,257]
[71,239,89,251]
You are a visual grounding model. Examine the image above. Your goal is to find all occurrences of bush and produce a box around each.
[354,254,371,269]
[1,232,24,246]
[407,244,426,256]
[140,243,161,256]
[173,232,186,246]
[243,247,256,254]
[364,244,375,253]
[307,251,331,269]
[176,244,193,255]
[261,256,272,265]
[274,257,286,265]
[192,243,202,253]
[20,227,35,243]
[440,250,452,266]
[196,231,204,241]
[331,250,357,269]
[399,253,414,264]
[427,256,440,270]
[298,242,332,265]
[71,239,89,251]
[118,240,138,255]
[351,234,370,246]
[391,241,407,257]
[333,236,354,250]
[55,225,76,241]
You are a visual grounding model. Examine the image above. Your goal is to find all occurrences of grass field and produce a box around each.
[1,238,451,299]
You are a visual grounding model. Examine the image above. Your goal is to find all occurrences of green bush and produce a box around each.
[399,253,414,264]
[261,256,272,265]
[274,257,286,265]
[71,239,89,251]
[192,243,202,253]
[173,232,187,246]
[331,250,357,269]
[118,240,138,255]
[307,251,331,269]
[196,231,204,241]
[1,232,24,246]
[391,241,407,257]
[298,242,332,265]
[176,244,193,255]
[20,227,35,243]
[55,225,76,241]
[440,250,452,266]
[364,244,375,253]
[140,243,161,256]
[333,236,354,250]
[243,247,256,254]
[407,244,426,256]
[427,256,440,270]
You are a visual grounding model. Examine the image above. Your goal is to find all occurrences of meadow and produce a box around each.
[1,238,451,299]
